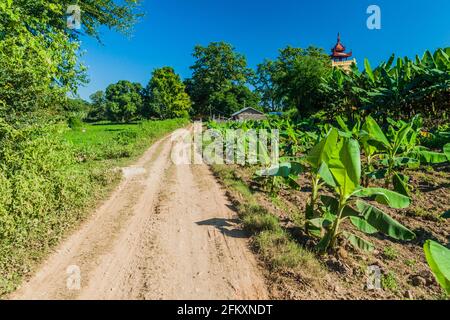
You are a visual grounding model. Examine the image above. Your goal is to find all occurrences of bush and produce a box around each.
[67,116,84,129]
[0,121,93,295]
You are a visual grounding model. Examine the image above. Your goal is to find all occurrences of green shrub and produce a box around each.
[67,116,84,129]
[0,121,94,295]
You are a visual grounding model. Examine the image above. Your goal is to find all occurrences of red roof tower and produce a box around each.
[331,33,353,61]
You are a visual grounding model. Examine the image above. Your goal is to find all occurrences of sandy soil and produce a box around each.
[10,127,268,300]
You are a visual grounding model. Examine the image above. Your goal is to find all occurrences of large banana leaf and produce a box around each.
[317,162,336,187]
[392,172,410,196]
[416,150,448,164]
[353,187,410,209]
[349,216,378,234]
[256,162,303,177]
[343,231,375,252]
[328,138,361,198]
[306,128,338,169]
[356,201,415,240]
[364,116,390,149]
[424,240,450,294]
[364,58,375,83]
[444,143,450,160]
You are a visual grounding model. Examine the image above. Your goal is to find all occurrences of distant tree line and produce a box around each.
[79,41,332,123]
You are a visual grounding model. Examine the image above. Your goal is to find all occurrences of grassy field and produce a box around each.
[64,119,188,165]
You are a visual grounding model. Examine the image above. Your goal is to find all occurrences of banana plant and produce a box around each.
[362,115,417,195]
[256,129,338,235]
[255,158,303,194]
[424,240,450,295]
[303,128,339,235]
[311,136,415,253]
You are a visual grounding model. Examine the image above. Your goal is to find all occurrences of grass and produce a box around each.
[382,272,399,292]
[64,119,188,165]
[242,211,280,234]
[383,246,399,261]
[253,229,324,277]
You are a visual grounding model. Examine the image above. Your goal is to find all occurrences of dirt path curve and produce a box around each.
[10,126,268,300]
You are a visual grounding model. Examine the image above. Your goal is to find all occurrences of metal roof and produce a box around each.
[230,107,265,117]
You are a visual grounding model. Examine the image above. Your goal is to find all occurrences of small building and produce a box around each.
[229,107,267,121]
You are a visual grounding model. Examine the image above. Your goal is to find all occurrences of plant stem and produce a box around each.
[329,199,345,250]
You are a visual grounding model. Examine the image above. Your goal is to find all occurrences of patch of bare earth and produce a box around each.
[10,129,267,300]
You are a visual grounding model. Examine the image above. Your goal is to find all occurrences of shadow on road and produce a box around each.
[196,218,249,239]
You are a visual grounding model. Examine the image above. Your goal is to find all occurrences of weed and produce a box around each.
[383,246,399,261]
[254,229,323,277]
[405,259,416,268]
[243,213,280,234]
[382,272,398,292]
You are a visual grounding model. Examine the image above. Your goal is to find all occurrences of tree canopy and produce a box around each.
[145,67,191,119]
[0,0,142,124]
[254,46,331,115]
[105,80,143,123]
[186,42,257,117]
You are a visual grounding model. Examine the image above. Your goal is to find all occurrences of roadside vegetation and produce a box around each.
[0,1,189,296]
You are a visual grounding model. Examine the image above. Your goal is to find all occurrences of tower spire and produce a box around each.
[331,32,352,61]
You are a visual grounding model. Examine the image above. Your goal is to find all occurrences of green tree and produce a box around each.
[105,81,143,122]
[145,67,191,119]
[186,42,256,117]
[271,46,331,116]
[254,59,285,112]
[0,0,142,123]
[209,85,260,116]
[87,90,107,121]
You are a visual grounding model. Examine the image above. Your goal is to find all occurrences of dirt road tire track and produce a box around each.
[10,128,268,300]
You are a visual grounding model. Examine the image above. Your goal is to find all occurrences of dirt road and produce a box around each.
[11,127,268,300]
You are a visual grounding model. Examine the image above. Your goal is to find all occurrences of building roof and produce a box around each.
[230,107,265,117]
[331,33,352,59]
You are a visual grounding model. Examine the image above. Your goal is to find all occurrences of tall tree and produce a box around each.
[270,46,332,115]
[186,42,257,117]
[254,59,284,112]
[87,90,107,121]
[145,67,191,119]
[105,81,143,123]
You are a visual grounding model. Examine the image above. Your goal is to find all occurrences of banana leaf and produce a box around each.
[256,162,303,177]
[424,240,450,294]
[356,201,415,240]
[343,231,375,252]
[349,216,378,234]
[353,187,410,209]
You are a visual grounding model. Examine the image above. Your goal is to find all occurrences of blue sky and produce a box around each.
[77,0,450,100]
